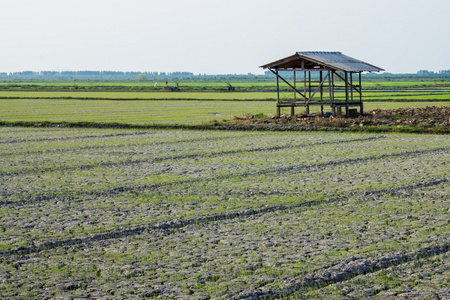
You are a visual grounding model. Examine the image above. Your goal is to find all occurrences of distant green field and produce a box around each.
[0,91,275,100]
[1,99,449,124]
[0,90,449,102]
[0,80,449,91]
[0,80,449,126]
[0,99,271,124]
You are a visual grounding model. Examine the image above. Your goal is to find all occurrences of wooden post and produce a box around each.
[291,106,295,117]
[350,72,353,102]
[304,70,307,101]
[359,72,363,114]
[308,71,311,99]
[276,69,280,104]
[305,105,310,115]
[331,71,335,104]
[328,70,332,103]
[293,70,296,102]
[276,68,280,117]
[359,72,362,102]
[302,59,307,102]
[319,71,323,102]
[345,71,349,103]
[320,71,324,116]
[345,72,349,116]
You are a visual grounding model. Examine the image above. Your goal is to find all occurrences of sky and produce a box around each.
[1,0,449,75]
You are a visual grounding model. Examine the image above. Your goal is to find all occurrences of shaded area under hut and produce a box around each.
[260,51,384,117]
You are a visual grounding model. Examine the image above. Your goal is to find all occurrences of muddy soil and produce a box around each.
[229,105,450,129]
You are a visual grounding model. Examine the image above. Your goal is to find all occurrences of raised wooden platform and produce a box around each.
[276,101,363,107]
[276,101,364,117]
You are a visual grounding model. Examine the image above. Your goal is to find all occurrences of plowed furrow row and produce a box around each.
[1,177,446,257]
[1,146,447,207]
[233,243,450,299]
[0,136,383,177]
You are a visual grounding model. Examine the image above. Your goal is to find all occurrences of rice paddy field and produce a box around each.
[0,127,449,299]
[0,79,449,125]
[0,80,449,90]
[0,90,450,102]
[0,79,449,299]
[0,79,449,102]
[1,99,450,125]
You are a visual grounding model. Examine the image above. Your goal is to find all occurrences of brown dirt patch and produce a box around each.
[226,105,450,130]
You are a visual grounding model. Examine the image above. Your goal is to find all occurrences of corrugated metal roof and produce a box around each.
[297,51,384,72]
[260,51,384,72]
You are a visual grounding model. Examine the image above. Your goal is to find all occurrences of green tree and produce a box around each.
[137,74,147,81]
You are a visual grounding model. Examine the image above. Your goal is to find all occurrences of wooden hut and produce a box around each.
[260,52,384,117]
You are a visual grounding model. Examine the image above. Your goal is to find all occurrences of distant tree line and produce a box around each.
[0,71,270,81]
[0,70,448,81]
[0,71,195,81]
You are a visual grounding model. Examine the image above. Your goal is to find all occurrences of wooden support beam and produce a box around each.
[307,72,329,103]
[277,101,362,107]
[359,72,363,114]
[345,72,349,104]
[331,84,352,88]
[331,71,335,104]
[269,68,308,100]
[350,72,354,102]
[276,68,330,72]
[328,70,333,105]
[333,72,362,94]
[359,72,362,102]
[293,70,296,102]
[276,69,280,104]
[308,71,311,99]
[319,71,323,102]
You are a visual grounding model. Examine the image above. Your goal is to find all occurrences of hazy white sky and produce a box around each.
[1,0,449,74]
